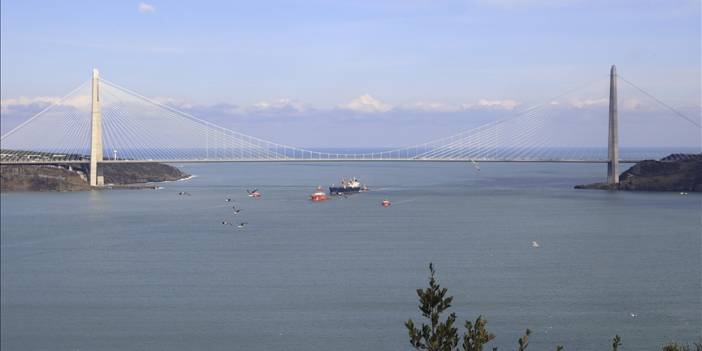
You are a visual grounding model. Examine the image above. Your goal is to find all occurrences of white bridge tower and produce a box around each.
[607,65,620,185]
[89,69,104,187]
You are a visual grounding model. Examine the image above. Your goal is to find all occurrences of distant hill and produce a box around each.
[575,154,702,192]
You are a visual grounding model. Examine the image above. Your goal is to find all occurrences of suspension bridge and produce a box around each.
[1,66,699,187]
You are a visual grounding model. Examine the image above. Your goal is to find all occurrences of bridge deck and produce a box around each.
[1,159,642,165]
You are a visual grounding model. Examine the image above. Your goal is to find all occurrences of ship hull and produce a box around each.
[329,186,362,194]
[310,194,328,201]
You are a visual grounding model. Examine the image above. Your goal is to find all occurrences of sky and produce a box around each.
[1,0,700,148]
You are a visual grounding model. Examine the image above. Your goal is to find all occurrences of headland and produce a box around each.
[1,163,189,192]
[575,154,702,192]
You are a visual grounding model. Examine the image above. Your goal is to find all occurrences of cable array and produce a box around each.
[1,74,699,164]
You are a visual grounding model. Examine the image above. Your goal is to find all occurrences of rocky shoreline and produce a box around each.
[575,154,702,192]
[1,163,190,192]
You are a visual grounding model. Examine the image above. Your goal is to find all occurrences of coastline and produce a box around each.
[157,174,197,183]
[98,173,196,190]
[1,163,191,192]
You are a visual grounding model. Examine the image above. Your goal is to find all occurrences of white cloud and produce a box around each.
[473,99,521,110]
[9,94,655,123]
[1,95,90,114]
[152,96,194,109]
[406,101,464,113]
[569,98,608,108]
[138,2,156,13]
[343,94,393,113]
[402,99,521,112]
[157,98,310,117]
[62,95,91,109]
[251,98,307,113]
[622,98,653,111]
[1,96,60,111]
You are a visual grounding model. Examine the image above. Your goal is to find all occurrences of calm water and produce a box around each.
[1,162,700,350]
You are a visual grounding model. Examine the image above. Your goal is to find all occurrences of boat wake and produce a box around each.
[154,174,197,184]
[388,197,423,206]
[177,175,197,182]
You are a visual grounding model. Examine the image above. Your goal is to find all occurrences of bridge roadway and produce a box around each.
[0,159,642,165]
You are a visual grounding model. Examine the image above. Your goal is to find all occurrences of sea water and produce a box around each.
[1,162,700,350]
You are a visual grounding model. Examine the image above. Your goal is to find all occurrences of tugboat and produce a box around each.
[381,199,391,207]
[329,178,368,195]
[310,186,328,202]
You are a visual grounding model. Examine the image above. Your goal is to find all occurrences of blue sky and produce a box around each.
[1,0,700,147]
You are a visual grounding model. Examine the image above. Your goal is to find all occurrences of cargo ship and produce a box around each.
[329,178,368,195]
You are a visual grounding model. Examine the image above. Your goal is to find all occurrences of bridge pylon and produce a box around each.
[607,65,619,184]
[89,69,104,187]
